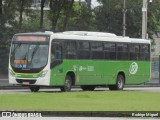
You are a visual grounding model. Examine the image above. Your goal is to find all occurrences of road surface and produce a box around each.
[0,87,160,94]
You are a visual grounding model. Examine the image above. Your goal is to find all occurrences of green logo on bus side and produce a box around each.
[129,62,138,74]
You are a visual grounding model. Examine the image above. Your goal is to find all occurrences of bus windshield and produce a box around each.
[10,43,49,69]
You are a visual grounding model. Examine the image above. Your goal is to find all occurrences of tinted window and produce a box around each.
[140,44,150,61]
[78,41,89,50]
[104,43,116,51]
[91,42,103,51]
[117,43,129,60]
[130,44,139,52]
[140,45,149,53]
[91,42,103,59]
[130,44,139,60]
[92,51,104,59]
[50,41,63,68]
[65,41,77,59]
[117,43,128,52]
[77,41,90,59]
[51,42,62,63]
[78,51,90,59]
[117,53,129,60]
[104,43,116,60]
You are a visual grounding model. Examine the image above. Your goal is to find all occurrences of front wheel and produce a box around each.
[29,86,40,92]
[108,74,124,90]
[60,75,72,92]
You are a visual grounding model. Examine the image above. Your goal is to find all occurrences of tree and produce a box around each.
[19,0,25,29]
[40,0,46,30]
[95,0,124,36]
[63,0,96,31]
[49,0,65,32]
[62,0,74,31]
[125,0,142,38]
[0,0,2,15]
[95,0,160,39]
[0,0,17,74]
[147,0,160,39]
[85,0,91,10]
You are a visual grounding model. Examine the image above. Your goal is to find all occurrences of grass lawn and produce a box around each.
[0,91,160,111]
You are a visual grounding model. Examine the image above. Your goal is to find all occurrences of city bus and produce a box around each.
[9,31,151,92]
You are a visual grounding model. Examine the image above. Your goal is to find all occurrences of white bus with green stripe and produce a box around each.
[9,31,151,92]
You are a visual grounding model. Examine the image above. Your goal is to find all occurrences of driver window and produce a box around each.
[51,42,62,63]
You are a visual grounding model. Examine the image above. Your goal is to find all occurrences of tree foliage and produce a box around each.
[96,0,142,37]
[59,1,96,31]
[1,0,160,75]
[147,0,160,38]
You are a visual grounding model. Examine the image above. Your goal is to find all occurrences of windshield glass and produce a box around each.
[10,43,49,69]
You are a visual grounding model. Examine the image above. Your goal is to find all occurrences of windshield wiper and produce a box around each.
[11,43,22,55]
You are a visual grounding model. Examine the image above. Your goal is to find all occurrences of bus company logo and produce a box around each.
[129,62,138,74]
[78,66,94,72]
[79,66,87,71]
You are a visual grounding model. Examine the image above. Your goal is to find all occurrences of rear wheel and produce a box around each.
[29,86,40,92]
[81,85,95,91]
[60,75,72,92]
[108,74,124,90]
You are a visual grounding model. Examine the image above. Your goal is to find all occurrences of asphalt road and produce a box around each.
[1,78,160,85]
[0,78,160,93]
[0,79,9,86]
[0,78,160,86]
[0,87,160,94]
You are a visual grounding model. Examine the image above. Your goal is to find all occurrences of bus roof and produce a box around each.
[15,31,151,44]
[53,31,150,44]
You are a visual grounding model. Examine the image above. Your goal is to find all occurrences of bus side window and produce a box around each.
[104,42,116,60]
[140,44,150,61]
[117,43,129,60]
[65,41,77,59]
[77,41,90,59]
[130,44,139,60]
[91,42,103,59]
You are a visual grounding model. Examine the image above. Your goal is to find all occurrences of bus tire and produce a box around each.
[29,86,40,92]
[81,85,95,91]
[60,75,72,92]
[108,74,124,90]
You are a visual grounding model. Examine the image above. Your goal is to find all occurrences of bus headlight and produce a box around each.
[40,70,48,77]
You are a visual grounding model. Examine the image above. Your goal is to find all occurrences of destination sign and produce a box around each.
[15,36,46,41]
[14,60,27,64]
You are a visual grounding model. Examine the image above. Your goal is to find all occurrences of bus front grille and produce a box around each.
[16,79,36,84]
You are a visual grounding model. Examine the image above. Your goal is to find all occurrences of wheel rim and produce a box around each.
[118,76,123,89]
[65,79,71,91]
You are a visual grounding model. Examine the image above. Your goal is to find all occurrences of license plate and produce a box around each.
[22,82,29,85]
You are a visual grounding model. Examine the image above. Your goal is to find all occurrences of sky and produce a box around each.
[91,0,100,7]
[75,0,100,8]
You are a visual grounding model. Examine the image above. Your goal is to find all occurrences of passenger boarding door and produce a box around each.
[50,41,63,69]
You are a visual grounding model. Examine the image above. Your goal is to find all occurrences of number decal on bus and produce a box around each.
[129,62,138,74]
